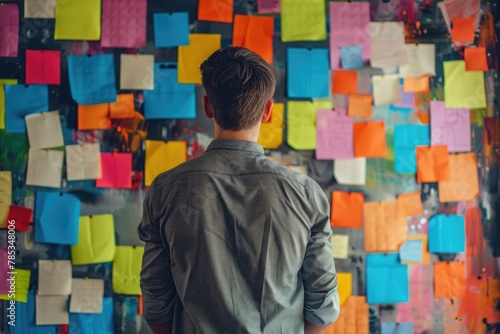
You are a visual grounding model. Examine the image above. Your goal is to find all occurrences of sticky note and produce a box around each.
[110,94,135,119]
[381,322,414,334]
[0,171,12,228]
[69,297,113,334]
[0,4,19,57]
[71,214,116,265]
[0,79,17,129]
[101,0,146,48]
[25,111,64,150]
[120,54,154,90]
[0,269,31,303]
[364,201,407,252]
[348,94,372,118]
[77,104,111,130]
[399,240,423,263]
[337,273,352,306]
[287,100,332,150]
[316,109,354,160]
[430,101,471,153]
[112,246,144,295]
[434,262,466,298]
[403,234,430,264]
[145,140,187,186]
[372,74,401,106]
[68,54,117,105]
[233,15,274,64]
[36,295,68,325]
[54,0,100,40]
[397,192,423,217]
[334,158,366,186]
[438,153,479,202]
[451,18,475,43]
[393,84,415,109]
[340,45,364,70]
[257,0,280,13]
[394,125,430,174]
[325,296,369,334]
[370,22,408,69]
[25,50,61,85]
[26,149,64,188]
[428,214,465,253]
[153,12,189,47]
[258,103,284,149]
[11,290,57,333]
[331,191,364,228]
[25,0,56,18]
[331,235,349,260]
[399,44,436,78]
[178,34,221,84]
[144,62,196,119]
[38,260,72,296]
[198,0,233,23]
[281,0,326,42]
[34,191,81,245]
[416,146,450,183]
[5,84,48,133]
[444,60,486,109]
[366,253,409,304]
[464,47,488,71]
[96,153,132,189]
[332,70,358,95]
[66,144,102,181]
[353,121,387,158]
[287,48,329,98]
[403,76,429,93]
[70,278,104,313]
[7,205,34,232]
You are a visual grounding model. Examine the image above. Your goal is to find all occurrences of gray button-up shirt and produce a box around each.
[138,139,340,334]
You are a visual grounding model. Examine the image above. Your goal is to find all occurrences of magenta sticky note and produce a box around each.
[101,0,147,48]
[257,0,280,13]
[316,109,354,160]
[96,153,132,189]
[430,101,471,152]
[0,4,19,57]
[0,248,10,294]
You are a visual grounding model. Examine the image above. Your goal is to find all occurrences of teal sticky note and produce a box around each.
[287,48,330,98]
[69,297,113,334]
[399,240,423,263]
[340,45,364,69]
[154,12,189,47]
[5,84,48,133]
[428,214,465,253]
[12,290,57,334]
[394,125,430,174]
[366,253,409,304]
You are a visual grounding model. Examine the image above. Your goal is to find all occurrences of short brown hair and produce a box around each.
[200,46,276,131]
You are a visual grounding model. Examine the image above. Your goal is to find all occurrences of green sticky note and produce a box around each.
[0,79,18,129]
[54,0,101,40]
[281,0,327,42]
[112,246,144,295]
[0,269,31,303]
[444,60,486,109]
[71,214,116,265]
[287,100,332,150]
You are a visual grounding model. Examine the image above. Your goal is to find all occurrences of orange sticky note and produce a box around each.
[198,0,233,23]
[403,76,429,93]
[233,15,274,64]
[438,152,479,203]
[348,94,373,118]
[402,234,430,265]
[364,201,406,252]
[434,262,466,298]
[325,296,369,334]
[416,146,450,183]
[78,104,111,130]
[110,94,135,119]
[451,18,475,43]
[331,191,364,228]
[464,47,488,71]
[397,192,423,216]
[353,121,387,158]
[332,70,358,95]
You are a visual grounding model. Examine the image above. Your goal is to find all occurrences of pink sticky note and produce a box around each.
[430,101,471,152]
[96,153,132,189]
[101,0,147,48]
[0,4,19,57]
[316,109,354,160]
[329,2,370,69]
[257,0,280,13]
[25,50,61,85]
[0,248,9,294]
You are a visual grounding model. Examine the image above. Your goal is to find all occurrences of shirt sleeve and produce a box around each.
[137,181,176,324]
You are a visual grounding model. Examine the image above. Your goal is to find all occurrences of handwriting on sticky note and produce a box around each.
[399,240,423,263]
[70,278,104,313]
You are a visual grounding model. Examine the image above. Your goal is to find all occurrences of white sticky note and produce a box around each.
[399,44,436,78]
[66,144,102,181]
[0,171,12,228]
[26,149,64,188]
[69,278,104,313]
[120,54,154,90]
[370,22,408,69]
[331,234,349,260]
[372,74,402,106]
[38,260,72,296]
[334,158,366,185]
[25,111,64,150]
[24,0,56,18]
[36,295,69,325]
[399,239,423,263]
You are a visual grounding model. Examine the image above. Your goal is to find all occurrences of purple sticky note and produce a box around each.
[101,0,147,48]
[0,248,10,294]
[430,101,471,152]
[393,85,415,109]
[257,0,280,13]
[316,109,354,160]
[0,4,19,57]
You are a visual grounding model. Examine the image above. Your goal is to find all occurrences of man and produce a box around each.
[138,46,340,334]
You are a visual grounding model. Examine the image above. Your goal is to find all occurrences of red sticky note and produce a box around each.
[25,50,61,85]
[332,70,358,95]
[451,18,475,43]
[7,205,33,232]
[464,47,488,71]
[96,153,132,189]
[198,0,233,23]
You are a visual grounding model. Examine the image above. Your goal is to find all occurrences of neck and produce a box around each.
[214,123,260,142]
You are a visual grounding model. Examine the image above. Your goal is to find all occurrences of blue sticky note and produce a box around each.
[366,253,409,304]
[34,191,81,245]
[154,12,189,47]
[69,297,114,334]
[340,45,364,69]
[381,322,414,334]
[399,240,423,263]
[12,290,57,334]
[428,214,465,253]
[67,54,117,104]
[394,125,430,174]
[144,62,196,119]
[5,84,48,133]
[287,48,329,98]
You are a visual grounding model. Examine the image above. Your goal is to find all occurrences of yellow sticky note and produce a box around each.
[0,79,18,129]
[331,234,349,260]
[178,34,221,84]
[444,60,486,109]
[337,272,352,307]
[145,140,187,186]
[112,246,144,295]
[0,171,12,227]
[287,100,332,150]
[281,0,327,42]
[55,0,101,40]
[0,269,31,303]
[258,103,284,149]
[71,214,116,265]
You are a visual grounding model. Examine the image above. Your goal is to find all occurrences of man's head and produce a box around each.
[200,46,276,132]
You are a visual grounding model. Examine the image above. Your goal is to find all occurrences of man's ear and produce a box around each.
[202,95,213,119]
[261,100,273,123]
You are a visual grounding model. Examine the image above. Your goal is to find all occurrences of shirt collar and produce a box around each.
[206,139,265,155]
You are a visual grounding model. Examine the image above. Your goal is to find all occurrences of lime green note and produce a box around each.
[112,246,144,295]
[71,214,116,265]
[281,0,327,42]
[0,269,31,303]
[0,79,18,129]
[287,100,332,150]
[55,0,101,40]
[444,60,486,109]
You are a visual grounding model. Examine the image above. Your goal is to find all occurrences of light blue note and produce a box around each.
[154,12,189,47]
[144,62,196,119]
[5,84,48,133]
[34,191,81,245]
[67,54,117,104]
[366,253,409,304]
[394,124,430,174]
[287,48,329,98]
[428,214,465,253]
[340,45,364,69]
[69,297,113,334]
[399,240,423,263]
[381,322,414,334]
[12,290,57,334]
